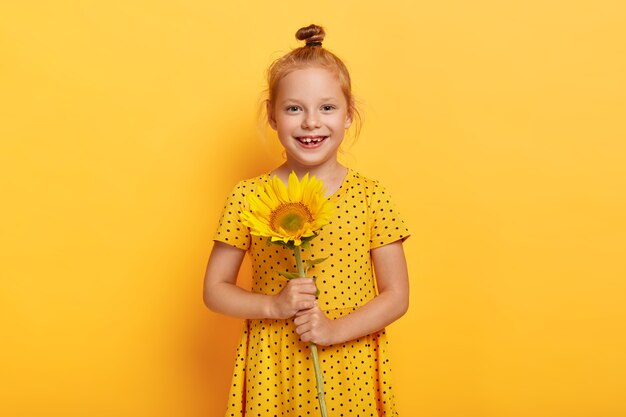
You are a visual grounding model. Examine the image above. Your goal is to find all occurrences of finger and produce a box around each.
[289,282,317,295]
[294,308,308,318]
[289,277,315,285]
[294,303,317,317]
[297,298,316,311]
[293,291,316,299]
[295,321,312,336]
[295,302,320,317]
[300,285,318,295]
[299,327,319,344]
[293,314,305,326]
[298,297,318,314]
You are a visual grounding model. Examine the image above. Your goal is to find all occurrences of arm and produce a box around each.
[203,241,317,319]
[294,240,409,346]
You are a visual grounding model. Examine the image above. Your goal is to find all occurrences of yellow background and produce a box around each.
[1,1,625,416]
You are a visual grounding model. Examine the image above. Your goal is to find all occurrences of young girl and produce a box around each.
[204,24,410,416]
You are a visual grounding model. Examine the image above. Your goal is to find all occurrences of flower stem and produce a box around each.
[293,245,328,417]
[294,245,305,277]
[310,343,328,417]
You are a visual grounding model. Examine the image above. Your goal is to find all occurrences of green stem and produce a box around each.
[294,244,305,277]
[293,245,328,417]
[310,344,328,417]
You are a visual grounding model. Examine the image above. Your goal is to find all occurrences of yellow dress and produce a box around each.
[214,169,410,416]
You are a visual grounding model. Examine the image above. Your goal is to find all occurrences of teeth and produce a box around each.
[300,137,324,143]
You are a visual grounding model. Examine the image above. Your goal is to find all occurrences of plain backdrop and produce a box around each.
[1,1,625,416]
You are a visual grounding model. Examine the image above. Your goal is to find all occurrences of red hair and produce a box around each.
[266,24,361,137]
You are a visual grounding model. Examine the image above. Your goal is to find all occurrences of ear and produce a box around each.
[344,109,353,130]
[266,100,277,130]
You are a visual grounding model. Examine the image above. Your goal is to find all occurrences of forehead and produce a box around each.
[276,67,344,99]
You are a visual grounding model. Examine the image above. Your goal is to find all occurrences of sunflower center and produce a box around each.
[270,202,313,234]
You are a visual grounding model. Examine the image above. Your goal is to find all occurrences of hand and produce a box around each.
[294,305,337,346]
[270,278,317,319]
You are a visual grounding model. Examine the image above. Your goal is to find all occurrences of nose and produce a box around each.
[302,111,321,129]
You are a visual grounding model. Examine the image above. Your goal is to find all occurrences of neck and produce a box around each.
[287,160,343,179]
[272,159,348,197]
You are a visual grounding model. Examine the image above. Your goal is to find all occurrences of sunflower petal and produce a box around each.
[272,176,289,203]
[287,171,302,202]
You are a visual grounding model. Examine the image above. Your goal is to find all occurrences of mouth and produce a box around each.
[295,135,328,148]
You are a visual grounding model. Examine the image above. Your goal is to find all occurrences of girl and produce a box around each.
[204,24,410,416]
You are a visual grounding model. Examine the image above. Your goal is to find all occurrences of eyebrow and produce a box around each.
[280,97,340,104]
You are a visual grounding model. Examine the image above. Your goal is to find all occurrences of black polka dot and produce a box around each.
[213,170,409,415]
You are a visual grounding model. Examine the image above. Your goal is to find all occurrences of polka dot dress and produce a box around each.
[214,169,410,416]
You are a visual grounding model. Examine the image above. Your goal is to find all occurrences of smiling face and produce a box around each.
[268,66,352,172]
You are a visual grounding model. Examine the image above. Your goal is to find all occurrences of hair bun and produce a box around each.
[296,24,326,47]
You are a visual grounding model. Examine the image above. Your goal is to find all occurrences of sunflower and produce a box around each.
[240,172,333,247]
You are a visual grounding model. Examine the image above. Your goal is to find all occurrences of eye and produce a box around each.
[321,105,336,111]
[285,105,301,112]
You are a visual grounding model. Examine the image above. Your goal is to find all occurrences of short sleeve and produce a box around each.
[213,181,251,251]
[369,181,410,249]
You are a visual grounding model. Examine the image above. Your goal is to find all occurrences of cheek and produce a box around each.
[275,117,289,132]
[275,118,298,141]
[278,115,300,130]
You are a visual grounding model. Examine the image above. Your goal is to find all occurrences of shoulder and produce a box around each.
[347,170,404,215]
[348,171,410,246]
[235,173,270,188]
[349,170,391,196]
[223,173,270,199]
